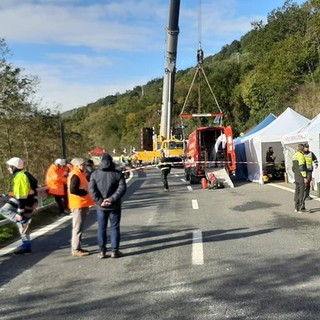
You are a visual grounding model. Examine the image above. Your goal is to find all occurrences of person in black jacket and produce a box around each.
[158,151,172,191]
[84,159,95,181]
[89,154,127,259]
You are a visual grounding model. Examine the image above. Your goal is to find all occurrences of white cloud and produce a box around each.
[46,53,112,69]
[0,0,291,112]
[0,0,166,51]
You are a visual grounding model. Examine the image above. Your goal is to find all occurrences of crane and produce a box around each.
[160,0,180,140]
[135,0,185,165]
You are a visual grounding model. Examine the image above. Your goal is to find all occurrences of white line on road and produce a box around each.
[192,199,199,209]
[0,215,72,256]
[187,186,192,191]
[269,183,320,202]
[192,230,204,265]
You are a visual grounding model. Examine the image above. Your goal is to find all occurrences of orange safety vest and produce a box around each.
[45,164,67,196]
[67,167,95,209]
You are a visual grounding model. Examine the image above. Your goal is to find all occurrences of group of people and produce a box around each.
[292,143,318,213]
[1,154,127,259]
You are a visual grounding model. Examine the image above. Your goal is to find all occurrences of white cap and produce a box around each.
[71,158,86,167]
[6,157,24,169]
[54,158,67,166]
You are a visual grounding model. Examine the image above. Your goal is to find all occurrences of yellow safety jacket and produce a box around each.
[12,171,31,200]
[292,151,307,179]
[304,151,318,171]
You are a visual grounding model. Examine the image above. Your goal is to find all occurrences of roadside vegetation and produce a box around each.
[64,0,320,152]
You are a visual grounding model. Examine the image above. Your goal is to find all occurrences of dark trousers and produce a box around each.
[54,195,66,214]
[96,208,121,253]
[304,171,312,198]
[294,181,305,211]
[161,169,170,189]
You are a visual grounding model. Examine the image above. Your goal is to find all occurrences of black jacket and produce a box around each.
[89,154,127,211]
[158,156,172,171]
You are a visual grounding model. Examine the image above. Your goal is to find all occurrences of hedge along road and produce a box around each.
[2,168,320,319]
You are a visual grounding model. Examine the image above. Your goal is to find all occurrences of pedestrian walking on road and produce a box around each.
[292,144,307,213]
[89,154,127,259]
[68,158,95,257]
[0,157,38,254]
[158,151,172,191]
[303,143,318,200]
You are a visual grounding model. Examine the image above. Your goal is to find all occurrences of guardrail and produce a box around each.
[0,186,50,227]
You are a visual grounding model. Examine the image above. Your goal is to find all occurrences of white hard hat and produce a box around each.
[6,157,24,169]
[54,158,67,166]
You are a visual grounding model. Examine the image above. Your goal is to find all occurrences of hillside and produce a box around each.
[63,0,320,154]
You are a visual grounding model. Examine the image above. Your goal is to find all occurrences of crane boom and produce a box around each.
[160,0,180,140]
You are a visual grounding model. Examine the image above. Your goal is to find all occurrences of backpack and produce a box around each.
[25,171,38,195]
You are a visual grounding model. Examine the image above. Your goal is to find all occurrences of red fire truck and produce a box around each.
[182,113,236,184]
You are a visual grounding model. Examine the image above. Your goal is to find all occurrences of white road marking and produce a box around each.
[192,199,199,209]
[192,230,204,265]
[187,186,192,191]
[269,183,320,202]
[0,215,72,256]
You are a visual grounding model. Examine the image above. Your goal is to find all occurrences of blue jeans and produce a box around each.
[96,208,121,254]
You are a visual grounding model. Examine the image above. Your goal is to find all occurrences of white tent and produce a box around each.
[234,114,277,181]
[243,108,310,184]
[282,113,320,186]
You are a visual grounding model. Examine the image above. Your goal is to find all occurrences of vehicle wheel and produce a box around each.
[190,174,197,184]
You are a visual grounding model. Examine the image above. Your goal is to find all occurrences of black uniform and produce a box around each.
[158,156,172,191]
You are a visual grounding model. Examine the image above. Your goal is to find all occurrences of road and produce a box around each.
[1,167,320,319]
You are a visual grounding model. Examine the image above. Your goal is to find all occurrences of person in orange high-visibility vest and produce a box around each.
[68,158,95,257]
[45,159,68,215]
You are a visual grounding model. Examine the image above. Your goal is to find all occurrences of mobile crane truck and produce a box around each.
[135,0,185,166]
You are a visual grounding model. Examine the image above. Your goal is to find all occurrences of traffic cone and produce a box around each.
[201,178,207,189]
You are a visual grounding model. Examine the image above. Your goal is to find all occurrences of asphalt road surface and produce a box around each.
[1,167,320,320]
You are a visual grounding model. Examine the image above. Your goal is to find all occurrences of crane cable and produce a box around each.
[180,0,222,124]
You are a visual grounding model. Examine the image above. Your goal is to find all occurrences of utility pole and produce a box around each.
[60,119,67,159]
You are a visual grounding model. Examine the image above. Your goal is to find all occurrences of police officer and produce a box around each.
[303,143,318,200]
[158,151,172,191]
[292,144,307,213]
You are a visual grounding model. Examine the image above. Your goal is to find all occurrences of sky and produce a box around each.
[0,0,306,112]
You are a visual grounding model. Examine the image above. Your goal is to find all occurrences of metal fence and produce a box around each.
[0,186,50,227]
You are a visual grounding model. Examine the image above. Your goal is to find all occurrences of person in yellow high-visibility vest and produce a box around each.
[292,144,307,213]
[2,157,38,254]
[303,143,318,200]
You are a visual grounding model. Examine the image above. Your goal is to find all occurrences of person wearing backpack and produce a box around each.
[1,157,38,254]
